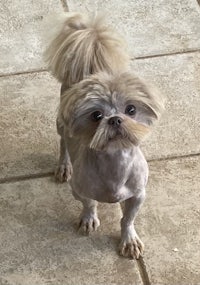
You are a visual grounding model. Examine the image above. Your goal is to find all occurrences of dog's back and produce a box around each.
[44,13,129,89]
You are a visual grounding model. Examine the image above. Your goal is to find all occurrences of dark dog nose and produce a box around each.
[108,116,122,127]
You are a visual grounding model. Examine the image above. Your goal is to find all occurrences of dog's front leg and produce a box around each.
[119,191,145,259]
[55,119,73,183]
[72,191,100,234]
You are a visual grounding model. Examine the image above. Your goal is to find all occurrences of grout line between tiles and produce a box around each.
[0,153,200,185]
[0,49,200,79]
[0,172,54,185]
[136,256,151,285]
[134,48,200,60]
[148,152,200,163]
[0,69,47,78]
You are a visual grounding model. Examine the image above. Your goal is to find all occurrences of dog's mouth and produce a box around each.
[108,129,122,139]
[107,127,137,149]
[89,118,150,151]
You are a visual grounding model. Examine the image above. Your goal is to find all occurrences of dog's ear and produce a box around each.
[58,81,97,138]
[136,83,165,124]
[111,72,165,125]
[58,87,77,135]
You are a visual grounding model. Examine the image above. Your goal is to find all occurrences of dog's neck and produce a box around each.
[83,145,143,167]
[68,136,144,167]
[73,144,147,200]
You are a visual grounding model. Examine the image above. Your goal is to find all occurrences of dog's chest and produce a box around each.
[72,147,147,203]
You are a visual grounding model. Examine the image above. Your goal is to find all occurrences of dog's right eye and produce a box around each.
[91,111,103,122]
[125,104,136,116]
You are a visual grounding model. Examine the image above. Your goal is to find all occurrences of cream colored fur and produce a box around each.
[44,13,129,87]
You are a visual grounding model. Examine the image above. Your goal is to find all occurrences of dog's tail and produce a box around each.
[44,12,129,86]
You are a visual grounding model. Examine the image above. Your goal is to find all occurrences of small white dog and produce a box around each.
[44,12,164,259]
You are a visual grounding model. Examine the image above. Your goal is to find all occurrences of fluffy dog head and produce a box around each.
[59,72,164,150]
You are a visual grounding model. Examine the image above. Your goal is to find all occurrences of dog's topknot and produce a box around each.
[44,12,130,87]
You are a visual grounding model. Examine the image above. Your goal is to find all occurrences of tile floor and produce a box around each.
[0,1,200,284]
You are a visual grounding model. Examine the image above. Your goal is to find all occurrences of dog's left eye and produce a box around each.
[125,105,136,116]
[91,111,104,122]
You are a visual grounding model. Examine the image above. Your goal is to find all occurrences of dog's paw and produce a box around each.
[119,228,144,259]
[55,162,73,183]
[79,214,100,235]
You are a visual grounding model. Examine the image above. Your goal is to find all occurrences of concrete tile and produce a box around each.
[136,156,200,284]
[0,72,60,180]
[67,0,200,57]
[0,178,141,285]
[132,52,200,159]
[0,0,63,75]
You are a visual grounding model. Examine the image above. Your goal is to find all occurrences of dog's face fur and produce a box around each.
[60,72,164,151]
